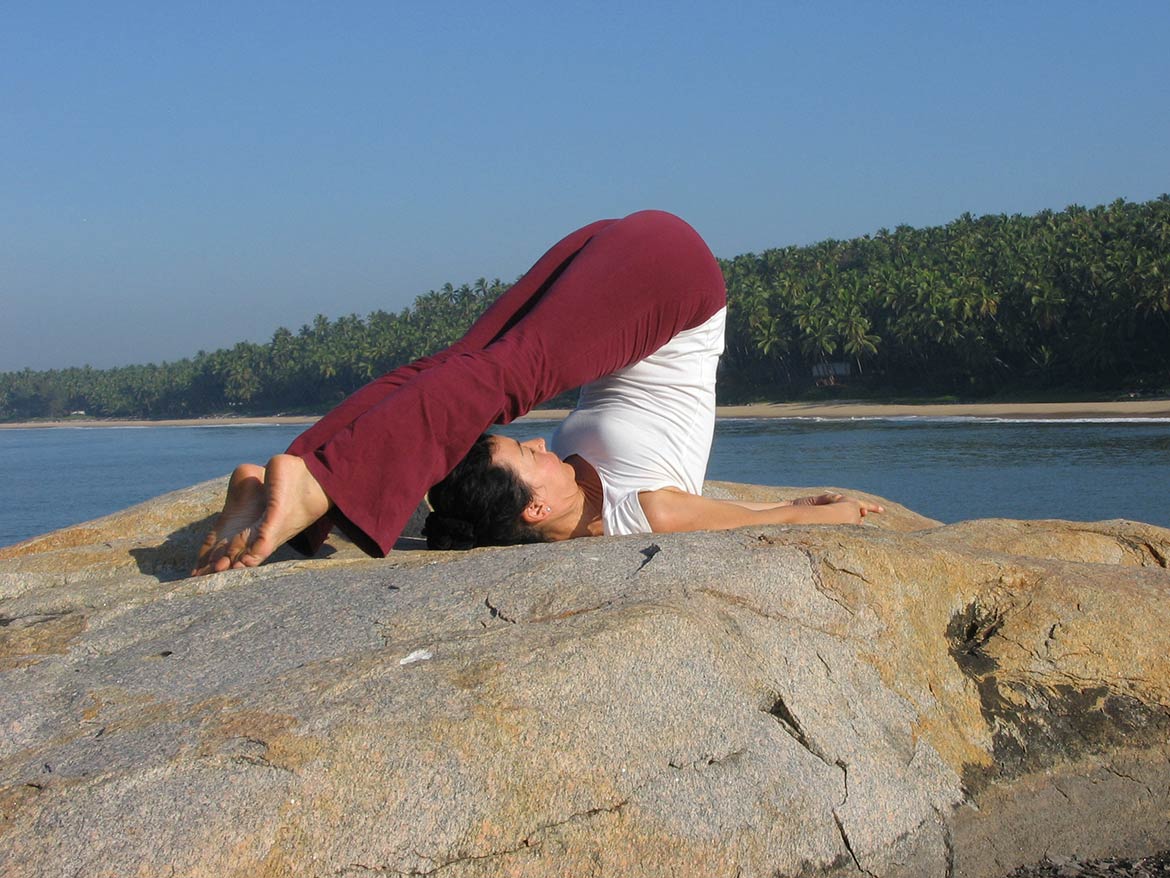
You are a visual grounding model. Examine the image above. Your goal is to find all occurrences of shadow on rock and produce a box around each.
[129,514,331,582]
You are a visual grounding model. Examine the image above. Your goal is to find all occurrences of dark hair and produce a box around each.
[424,433,548,550]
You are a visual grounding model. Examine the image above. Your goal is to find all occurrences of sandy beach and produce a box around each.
[3,399,1168,429]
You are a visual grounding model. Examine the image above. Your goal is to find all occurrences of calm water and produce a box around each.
[1,418,1168,548]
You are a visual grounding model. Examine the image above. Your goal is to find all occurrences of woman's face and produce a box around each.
[490,436,578,507]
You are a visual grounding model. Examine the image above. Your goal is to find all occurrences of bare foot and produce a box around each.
[192,464,267,576]
[191,455,331,576]
[235,454,332,568]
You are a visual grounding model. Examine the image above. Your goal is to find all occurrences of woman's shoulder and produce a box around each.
[602,484,684,537]
[634,486,692,533]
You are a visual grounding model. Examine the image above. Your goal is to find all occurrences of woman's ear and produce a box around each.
[520,497,550,524]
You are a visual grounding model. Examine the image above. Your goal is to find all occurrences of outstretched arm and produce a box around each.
[638,488,882,534]
[720,492,856,512]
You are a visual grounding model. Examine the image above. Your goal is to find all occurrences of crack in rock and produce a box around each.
[367,799,630,876]
[1140,540,1168,567]
[667,748,747,771]
[697,588,846,644]
[823,559,873,585]
[832,809,877,878]
[764,694,837,771]
[230,752,291,773]
[0,610,73,629]
[699,587,796,624]
[483,596,517,624]
[339,836,537,876]
[799,549,857,616]
[526,601,613,624]
[766,697,859,866]
[933,805,956,878]
[1102,763,1155,797]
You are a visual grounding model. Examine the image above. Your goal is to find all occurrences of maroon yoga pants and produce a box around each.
[286,209,727,556]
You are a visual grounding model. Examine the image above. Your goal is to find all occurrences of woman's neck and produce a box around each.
[553,455,604,539]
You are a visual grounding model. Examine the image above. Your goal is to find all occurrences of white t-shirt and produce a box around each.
[550,306,726,535]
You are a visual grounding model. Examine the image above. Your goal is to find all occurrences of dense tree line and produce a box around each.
[722,195,1170,396]
[0,280,511,420]
[3,196,1168,421]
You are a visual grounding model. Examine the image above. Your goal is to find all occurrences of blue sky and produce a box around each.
[3,2,1168,371]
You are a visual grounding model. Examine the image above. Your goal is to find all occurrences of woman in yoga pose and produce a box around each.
[193,211,879,574]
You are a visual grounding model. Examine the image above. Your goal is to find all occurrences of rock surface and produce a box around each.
[1,480,1169,877]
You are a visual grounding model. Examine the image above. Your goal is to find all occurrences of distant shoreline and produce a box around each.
[3,399,1169,429]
